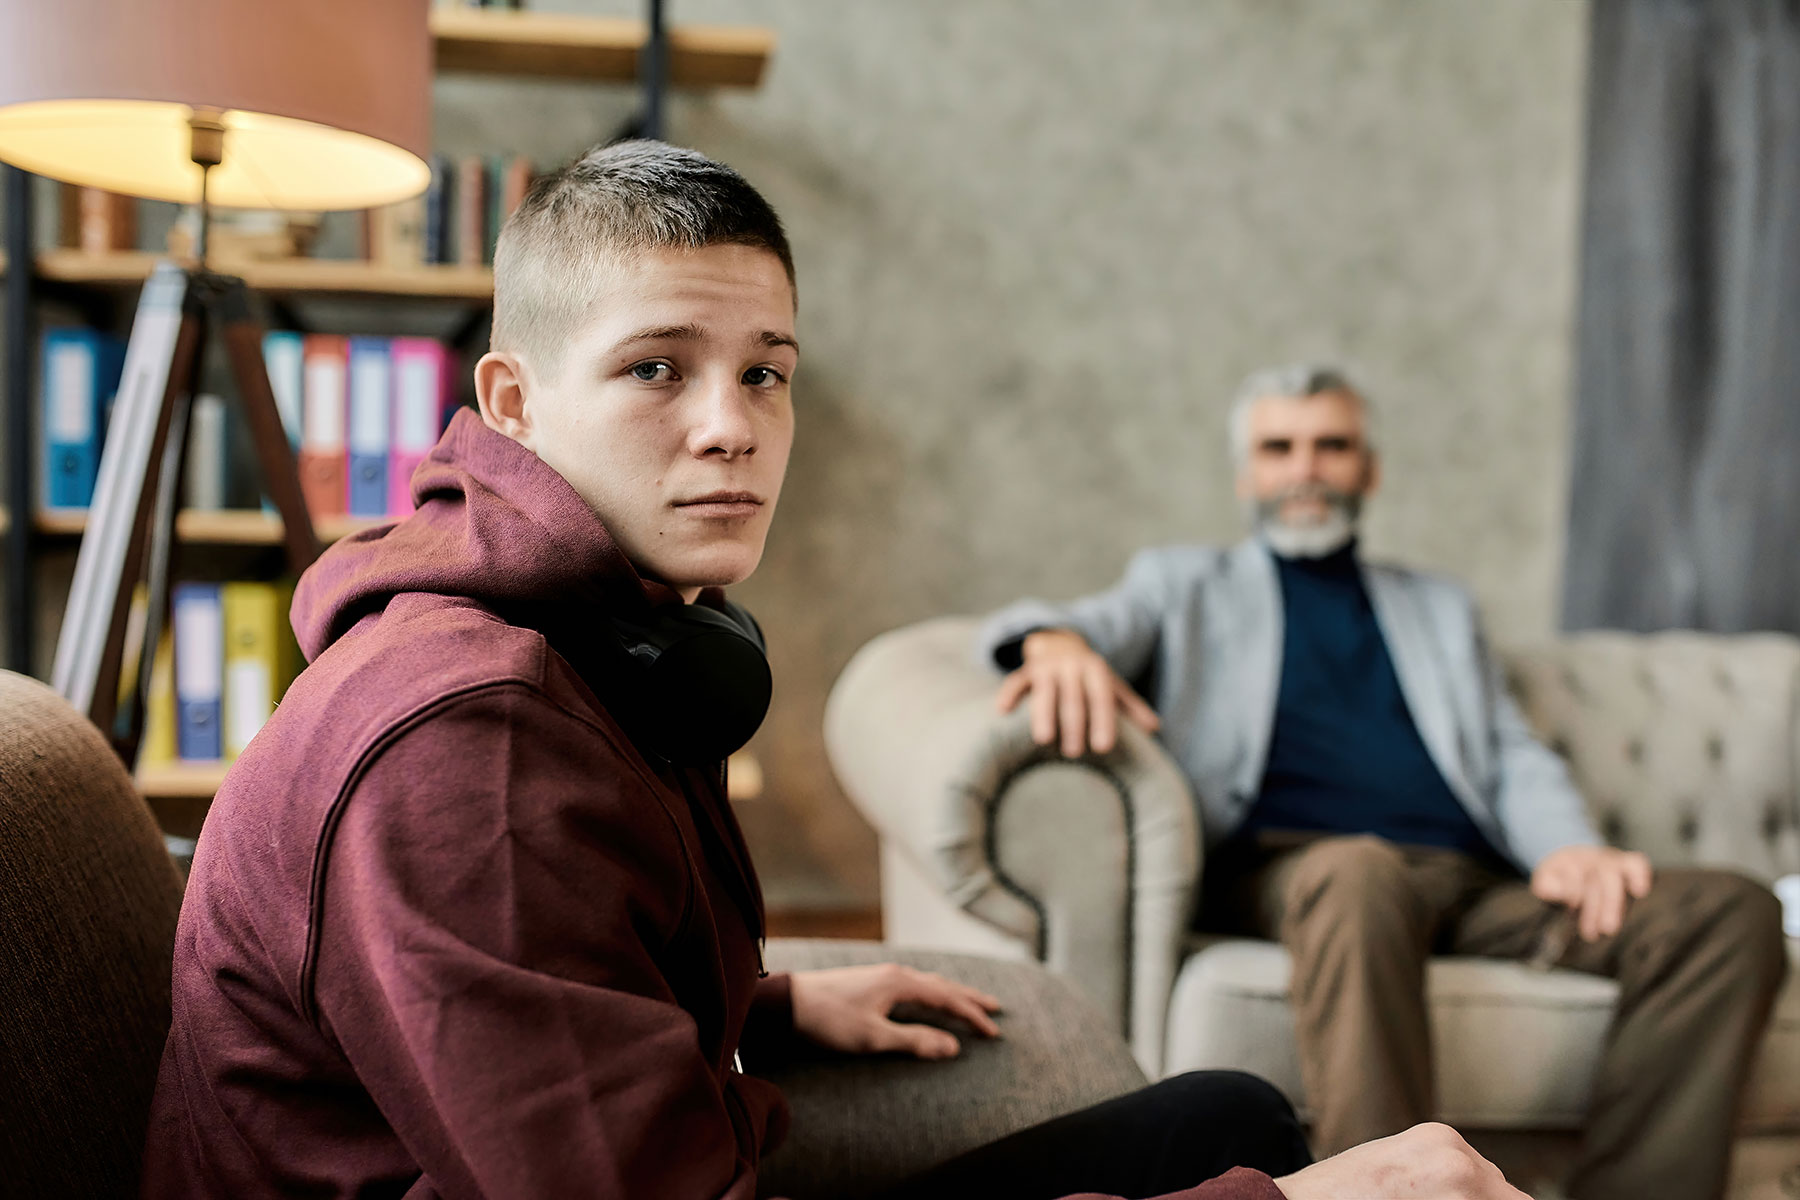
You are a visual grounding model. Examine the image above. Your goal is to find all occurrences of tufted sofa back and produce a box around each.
[1502,633,1800,882]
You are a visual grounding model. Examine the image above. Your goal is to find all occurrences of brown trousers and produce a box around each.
[1200,834,1788,1200]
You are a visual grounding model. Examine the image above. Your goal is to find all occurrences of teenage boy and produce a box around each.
[142,143,1523,1200]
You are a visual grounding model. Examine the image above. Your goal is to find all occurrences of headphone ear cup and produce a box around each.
[604,603,772,766]
[637,625,771,765]
[718,599,766,654]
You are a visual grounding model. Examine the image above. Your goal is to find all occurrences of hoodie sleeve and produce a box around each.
[308,681,775,1200]
[1064,1168,1286,1200]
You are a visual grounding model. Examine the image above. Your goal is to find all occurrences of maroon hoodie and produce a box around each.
[141,410,1283,1200]
[142,410,791,1198]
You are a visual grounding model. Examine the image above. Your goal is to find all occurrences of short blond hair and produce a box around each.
[492,140,794,374]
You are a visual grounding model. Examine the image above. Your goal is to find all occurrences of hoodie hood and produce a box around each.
[293,408,686,663]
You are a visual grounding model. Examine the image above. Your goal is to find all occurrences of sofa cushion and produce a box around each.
[1164,936,1800,1133]
[755,940,1148,1200]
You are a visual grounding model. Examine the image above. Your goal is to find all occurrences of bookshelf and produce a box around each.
[31,249,495,300]
[140,750,765,808]
[29,508,390,545]
[2,5,779,828]
[431,8,772,87]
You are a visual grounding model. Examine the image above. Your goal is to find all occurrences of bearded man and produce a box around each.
[976,365,1786,1200]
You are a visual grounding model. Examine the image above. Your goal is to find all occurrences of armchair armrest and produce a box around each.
[824,617,1200,1072]
[753,940,1149,1200]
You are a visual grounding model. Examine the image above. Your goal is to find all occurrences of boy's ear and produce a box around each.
[474,351,533,448]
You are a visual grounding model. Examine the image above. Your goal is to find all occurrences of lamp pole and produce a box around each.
[187,109,225,269]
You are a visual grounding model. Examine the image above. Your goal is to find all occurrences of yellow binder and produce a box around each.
[139,626,177,770]
[221,581,299,761]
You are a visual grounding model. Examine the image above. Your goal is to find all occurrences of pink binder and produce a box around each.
[387,339,450,518]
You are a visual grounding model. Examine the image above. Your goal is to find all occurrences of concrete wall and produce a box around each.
[589,0,1588,908]
[3,1,1592,910]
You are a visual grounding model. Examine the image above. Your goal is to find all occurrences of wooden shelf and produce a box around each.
[431,8,773,87]
[29,249,494,300]
[31,508,389,545]
[139,751,765,803]
[138,761,229,801]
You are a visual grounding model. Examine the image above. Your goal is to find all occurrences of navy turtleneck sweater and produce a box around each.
[1240,541,1499,859]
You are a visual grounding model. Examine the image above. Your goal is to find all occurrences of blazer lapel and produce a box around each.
[1227,538,1284,799]
[1363,566,1473,798]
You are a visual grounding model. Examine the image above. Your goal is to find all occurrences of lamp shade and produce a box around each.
[0,0,432,211]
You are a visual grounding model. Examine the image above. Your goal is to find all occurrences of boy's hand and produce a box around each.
[995,628,1160,757]
[1276,1124,1529,1199]
[789,964,1002,1059]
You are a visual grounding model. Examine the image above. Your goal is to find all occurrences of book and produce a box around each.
[389,338,449,517]
[78,187,136,253]
[40,327,126,511]
[346,337,393,517]
[502,155,533,226]
[424,154,451,265]
[299,335,349,520]
[457,156,487,267]
[484,156,506,264]
[139,625,178,771]
[373,197,426,269]
[183,392,229,511]
[221,581,298,760]
[263,331,306,454]
[172,583,224,762]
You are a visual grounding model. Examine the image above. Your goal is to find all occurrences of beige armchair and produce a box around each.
[824,617,1800,1195]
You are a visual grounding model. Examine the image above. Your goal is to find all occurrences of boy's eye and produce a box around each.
[743,366,787,388]
[629,361,675,382]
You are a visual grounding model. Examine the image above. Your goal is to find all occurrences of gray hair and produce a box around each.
[1228,364,1375,464]
[492,140,794,374]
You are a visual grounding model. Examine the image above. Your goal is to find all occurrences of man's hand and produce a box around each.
[789,964,1003,1060]
[994,628,1161,757]
[1275,1123,1529,1199]
[1530,845,1654,942]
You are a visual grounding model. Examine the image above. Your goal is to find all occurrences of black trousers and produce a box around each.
[877,1070,1311,1200]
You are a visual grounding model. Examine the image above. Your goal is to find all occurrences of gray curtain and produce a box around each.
[1562,0,1800,633]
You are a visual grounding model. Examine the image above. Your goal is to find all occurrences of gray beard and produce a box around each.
[1248,487,1363,559]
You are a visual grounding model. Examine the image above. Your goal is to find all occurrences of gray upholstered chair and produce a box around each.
[0,669,1145,1199]
[824,617,1800,1197]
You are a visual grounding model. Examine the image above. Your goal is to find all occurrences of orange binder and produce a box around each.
[299,335,348,520]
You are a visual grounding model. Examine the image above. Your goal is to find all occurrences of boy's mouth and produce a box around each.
[674,490,764,518]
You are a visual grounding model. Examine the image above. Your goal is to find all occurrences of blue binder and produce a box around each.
[262,330,306,453]
[346,337,392,517]
[40,328,125,510]
[260,330,306,516]
[172,583,224,762]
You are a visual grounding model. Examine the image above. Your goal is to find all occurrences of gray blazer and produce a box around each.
[976,538,1602,873]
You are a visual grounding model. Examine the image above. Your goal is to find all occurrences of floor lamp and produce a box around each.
[0,0,433,763]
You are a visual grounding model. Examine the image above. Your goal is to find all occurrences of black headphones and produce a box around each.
[599,599,772,767]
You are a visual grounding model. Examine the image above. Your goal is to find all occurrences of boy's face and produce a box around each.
[481,243,798,599]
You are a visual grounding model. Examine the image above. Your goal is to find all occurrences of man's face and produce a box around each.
[1235,389,1379,552]
[495,243,798,598]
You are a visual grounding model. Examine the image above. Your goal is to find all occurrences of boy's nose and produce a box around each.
[691,381,757,458]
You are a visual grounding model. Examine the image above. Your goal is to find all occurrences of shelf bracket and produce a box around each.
[612,0,669,143]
